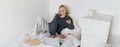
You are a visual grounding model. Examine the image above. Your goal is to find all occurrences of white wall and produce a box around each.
[49,0,120,47]
[0,0,49,47]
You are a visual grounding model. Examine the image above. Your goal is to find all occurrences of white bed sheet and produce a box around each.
[7,34,56,47]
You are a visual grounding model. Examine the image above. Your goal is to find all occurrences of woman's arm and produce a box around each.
[66,16,74,29]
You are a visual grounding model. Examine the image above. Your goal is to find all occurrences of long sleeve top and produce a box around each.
[49,14,74,35]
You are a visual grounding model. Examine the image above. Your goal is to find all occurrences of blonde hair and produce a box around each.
[58,4,69,15]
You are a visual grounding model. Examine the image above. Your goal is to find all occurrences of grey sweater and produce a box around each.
[49,14,74,35]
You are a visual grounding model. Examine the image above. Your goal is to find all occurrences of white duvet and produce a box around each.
[7,33,79,47]
[7,34,56,47]
[7,16,81,47]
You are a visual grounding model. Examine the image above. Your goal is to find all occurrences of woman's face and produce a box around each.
[59,7,67,16]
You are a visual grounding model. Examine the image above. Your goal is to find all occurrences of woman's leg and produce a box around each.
[49,22,57,37]
[56,31,61,35]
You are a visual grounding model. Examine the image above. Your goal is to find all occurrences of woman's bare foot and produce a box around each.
[49,35,56,38]
[59,34,66,39]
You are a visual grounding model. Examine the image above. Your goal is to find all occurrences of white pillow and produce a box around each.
[61,38,74,47]
[69,15,81,32]
[61,16,81,40]
[42,37,60,47]
[31,17,49,36]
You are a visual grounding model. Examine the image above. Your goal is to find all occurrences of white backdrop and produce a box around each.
[0,0,49,47]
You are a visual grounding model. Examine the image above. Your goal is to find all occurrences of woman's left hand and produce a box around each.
[66,19,71,24]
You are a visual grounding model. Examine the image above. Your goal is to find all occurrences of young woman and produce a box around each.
[49,5,74,38]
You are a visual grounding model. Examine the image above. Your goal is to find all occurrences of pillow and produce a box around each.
[31,17,49,36]
[42,37,60,47]
[61,37,74,47]
[61,16,81,40]
[69,15,81,32]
